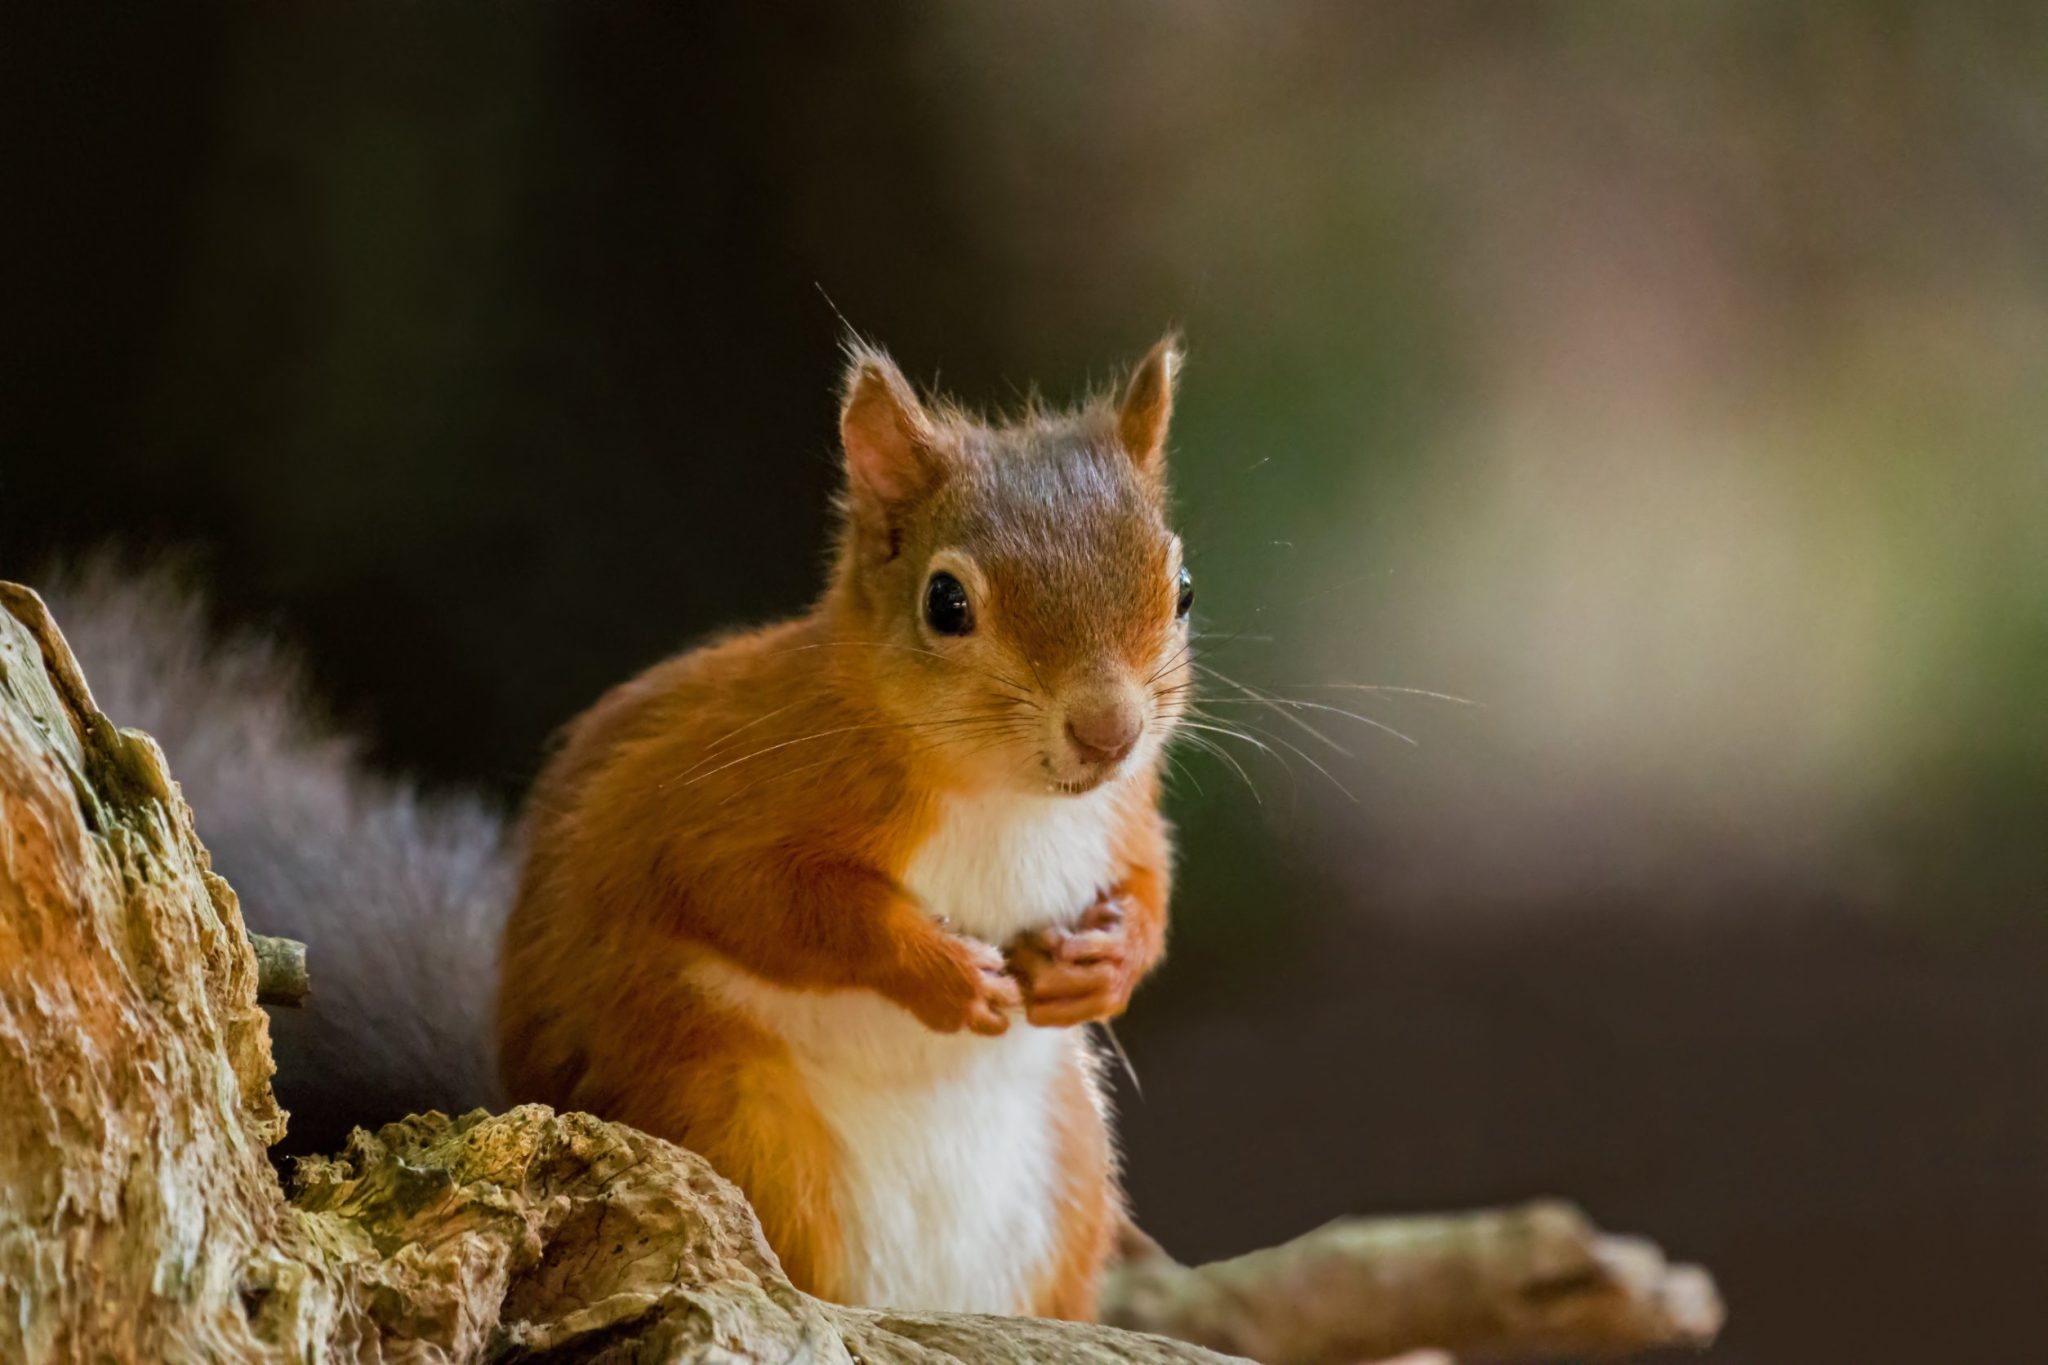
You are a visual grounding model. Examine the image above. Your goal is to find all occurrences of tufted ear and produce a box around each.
[1116,334,1181,479]
[840,345,945,525]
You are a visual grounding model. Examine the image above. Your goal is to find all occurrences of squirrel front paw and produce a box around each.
[1004,894,1138,1028]
[895,933,1022,1037]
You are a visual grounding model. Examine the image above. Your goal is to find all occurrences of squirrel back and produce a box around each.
[39,559,510,1155]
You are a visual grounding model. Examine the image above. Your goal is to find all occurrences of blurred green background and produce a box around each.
[5,5,2046,1361]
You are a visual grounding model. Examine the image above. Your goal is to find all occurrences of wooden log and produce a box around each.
[250,934,309,1007]
[1103,1202,1722,1362]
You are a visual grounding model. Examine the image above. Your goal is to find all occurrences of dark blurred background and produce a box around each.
[5,5,2046,1361]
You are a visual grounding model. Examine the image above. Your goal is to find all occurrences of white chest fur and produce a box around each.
[691,784,1122,1313]
[902,783,1121,944]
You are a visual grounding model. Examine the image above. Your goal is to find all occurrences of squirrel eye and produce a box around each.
[924,571,975,636]
[1175,565,1194,620]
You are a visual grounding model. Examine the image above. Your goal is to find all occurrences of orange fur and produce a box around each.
[1029,1047,1120,1319]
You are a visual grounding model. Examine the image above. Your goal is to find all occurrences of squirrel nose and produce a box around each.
[1064,697,1142,767]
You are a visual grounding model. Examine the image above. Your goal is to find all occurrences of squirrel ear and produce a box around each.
[841,345,943,513]
[1116,334,1181,478]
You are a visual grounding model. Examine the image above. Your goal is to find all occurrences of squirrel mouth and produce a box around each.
[1040,755,1116,796]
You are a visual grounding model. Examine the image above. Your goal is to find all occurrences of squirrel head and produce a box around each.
[831,336,1192,797]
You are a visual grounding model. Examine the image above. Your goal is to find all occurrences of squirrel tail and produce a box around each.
[39,558,511,1154]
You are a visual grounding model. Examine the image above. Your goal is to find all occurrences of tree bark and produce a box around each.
[0,582,1721,1363]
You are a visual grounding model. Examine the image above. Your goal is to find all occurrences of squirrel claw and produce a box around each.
[966,958,1021,1035]
[1004,899,1135,1028]
[905,934,1020,1036]
[1076,894,1125,933]
[1050,928,1120,964]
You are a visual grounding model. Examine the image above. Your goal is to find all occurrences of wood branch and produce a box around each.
[251,934,309,1006]
[285,1105,1224,1364]
[0,579,1723,1363]
[1102,1203,1722,1363]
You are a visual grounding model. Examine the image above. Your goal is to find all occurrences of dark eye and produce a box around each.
[1175,565,1194,620]
[924,571,975,636]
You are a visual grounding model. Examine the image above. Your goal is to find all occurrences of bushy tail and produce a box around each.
[40,560,511,1154]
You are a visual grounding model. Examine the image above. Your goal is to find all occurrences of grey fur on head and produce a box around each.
[40,557,510,1155]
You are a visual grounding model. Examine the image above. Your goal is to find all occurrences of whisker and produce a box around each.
[673,723,907,787]
[1196,664,1355,756]
[1019,649,1053,697]
[1232,719,1357,802]
[672,698,811,782]
[1175,720,1290,797]
[1095,1020,1142,1096]
[711,715,1042,803]
[677,709,1025,788]
[713,754,846,808]
[1160,748,1204,797]
[751,638,1036,699]
[1169,729,1262,803]
[1285,683,1479,707]
[1146,637,1199,686]
[1193,695,1419,747]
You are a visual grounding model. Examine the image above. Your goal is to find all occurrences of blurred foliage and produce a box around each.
[906,2,2048,929]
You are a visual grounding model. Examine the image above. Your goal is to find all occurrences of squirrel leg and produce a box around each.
[684,856,1022,1035]
[1027,1044,1119,1319]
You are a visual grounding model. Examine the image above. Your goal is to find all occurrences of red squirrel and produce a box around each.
[497,337,1191,1317]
